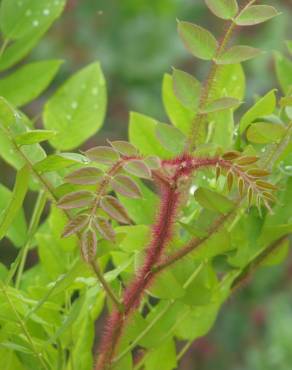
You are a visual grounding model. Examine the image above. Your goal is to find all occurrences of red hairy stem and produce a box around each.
[95,179,180,370]
[95,153,257,369]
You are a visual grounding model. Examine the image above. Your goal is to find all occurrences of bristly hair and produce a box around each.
[95,179,180,370]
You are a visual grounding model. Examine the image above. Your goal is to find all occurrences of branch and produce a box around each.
[187,0,258,149]
[153,211,233,273]
[1,124,120,311]
[231,235,289,291]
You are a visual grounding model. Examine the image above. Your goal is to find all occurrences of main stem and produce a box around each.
[95,182,179,370]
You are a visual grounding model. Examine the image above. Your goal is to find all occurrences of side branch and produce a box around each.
[187,0,258,149]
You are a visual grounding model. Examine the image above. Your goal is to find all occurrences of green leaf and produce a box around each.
[162,74,194,135]
[149,270,185,299]
[246,122,286,144]
[0,100,47,169]
[261,238,289,267]
[36,233,67,278]
[172,68,201,111]
[208,64,245,101]
[286,40,292,56]
[205,0,238,19]
[44,62,107,150]
[239,89,276,133]
[274,52,292,95]
[34,153,87,173]
[201,97,241,113]
[129,112,173,158]
[0,60,62,107]
[210,109,234,148]
[115,225,149,252]
[235,5,280,26]
[177,21,218,60]
[175,303,219,340]
[0,184,27,247]
[145,339,177,370]
[155,123,186,154]
[14,129,56,145]
[216,45,263,64]
[0,165,29,243]
[194,187,234,214]
[0,0,66,40]
[0,97,16,128]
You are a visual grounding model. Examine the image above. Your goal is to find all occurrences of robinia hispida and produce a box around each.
[0,1,291,370]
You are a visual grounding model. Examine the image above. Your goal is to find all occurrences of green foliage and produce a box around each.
[0,1,291,370]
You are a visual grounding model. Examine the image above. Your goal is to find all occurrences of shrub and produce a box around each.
[0,1,291,370]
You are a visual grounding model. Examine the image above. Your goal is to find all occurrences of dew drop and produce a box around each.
[43,9,50,16]
[32,20,39,27]
[232,75,237,81]
[71,101,78,109]
[25,9,32,16]
[92,87,98,95]
[66,114,72,120]
[189,185,198,195]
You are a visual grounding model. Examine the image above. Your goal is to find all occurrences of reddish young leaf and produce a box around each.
[62,214,89,237]
[100,195,131,224]
[123,160,152,179]
[65,167,103,185]
[111,175,142,199]
[238,177,245,197]
[109,140,138,156]
[58,191,94,209]
[227,171,234,192]
[85,146,120,165]
[236,156,258,166]
[81,229,97,263]
[145,156,161,170]
[262,191,277,203]
[222,151,241,160]
[248,186,253,206]
[247,168,270,177]
[93,216,116,242]
[256,180,277,191]
[215,164,221,181]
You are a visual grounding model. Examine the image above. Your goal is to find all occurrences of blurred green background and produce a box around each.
[1,0,292,369]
